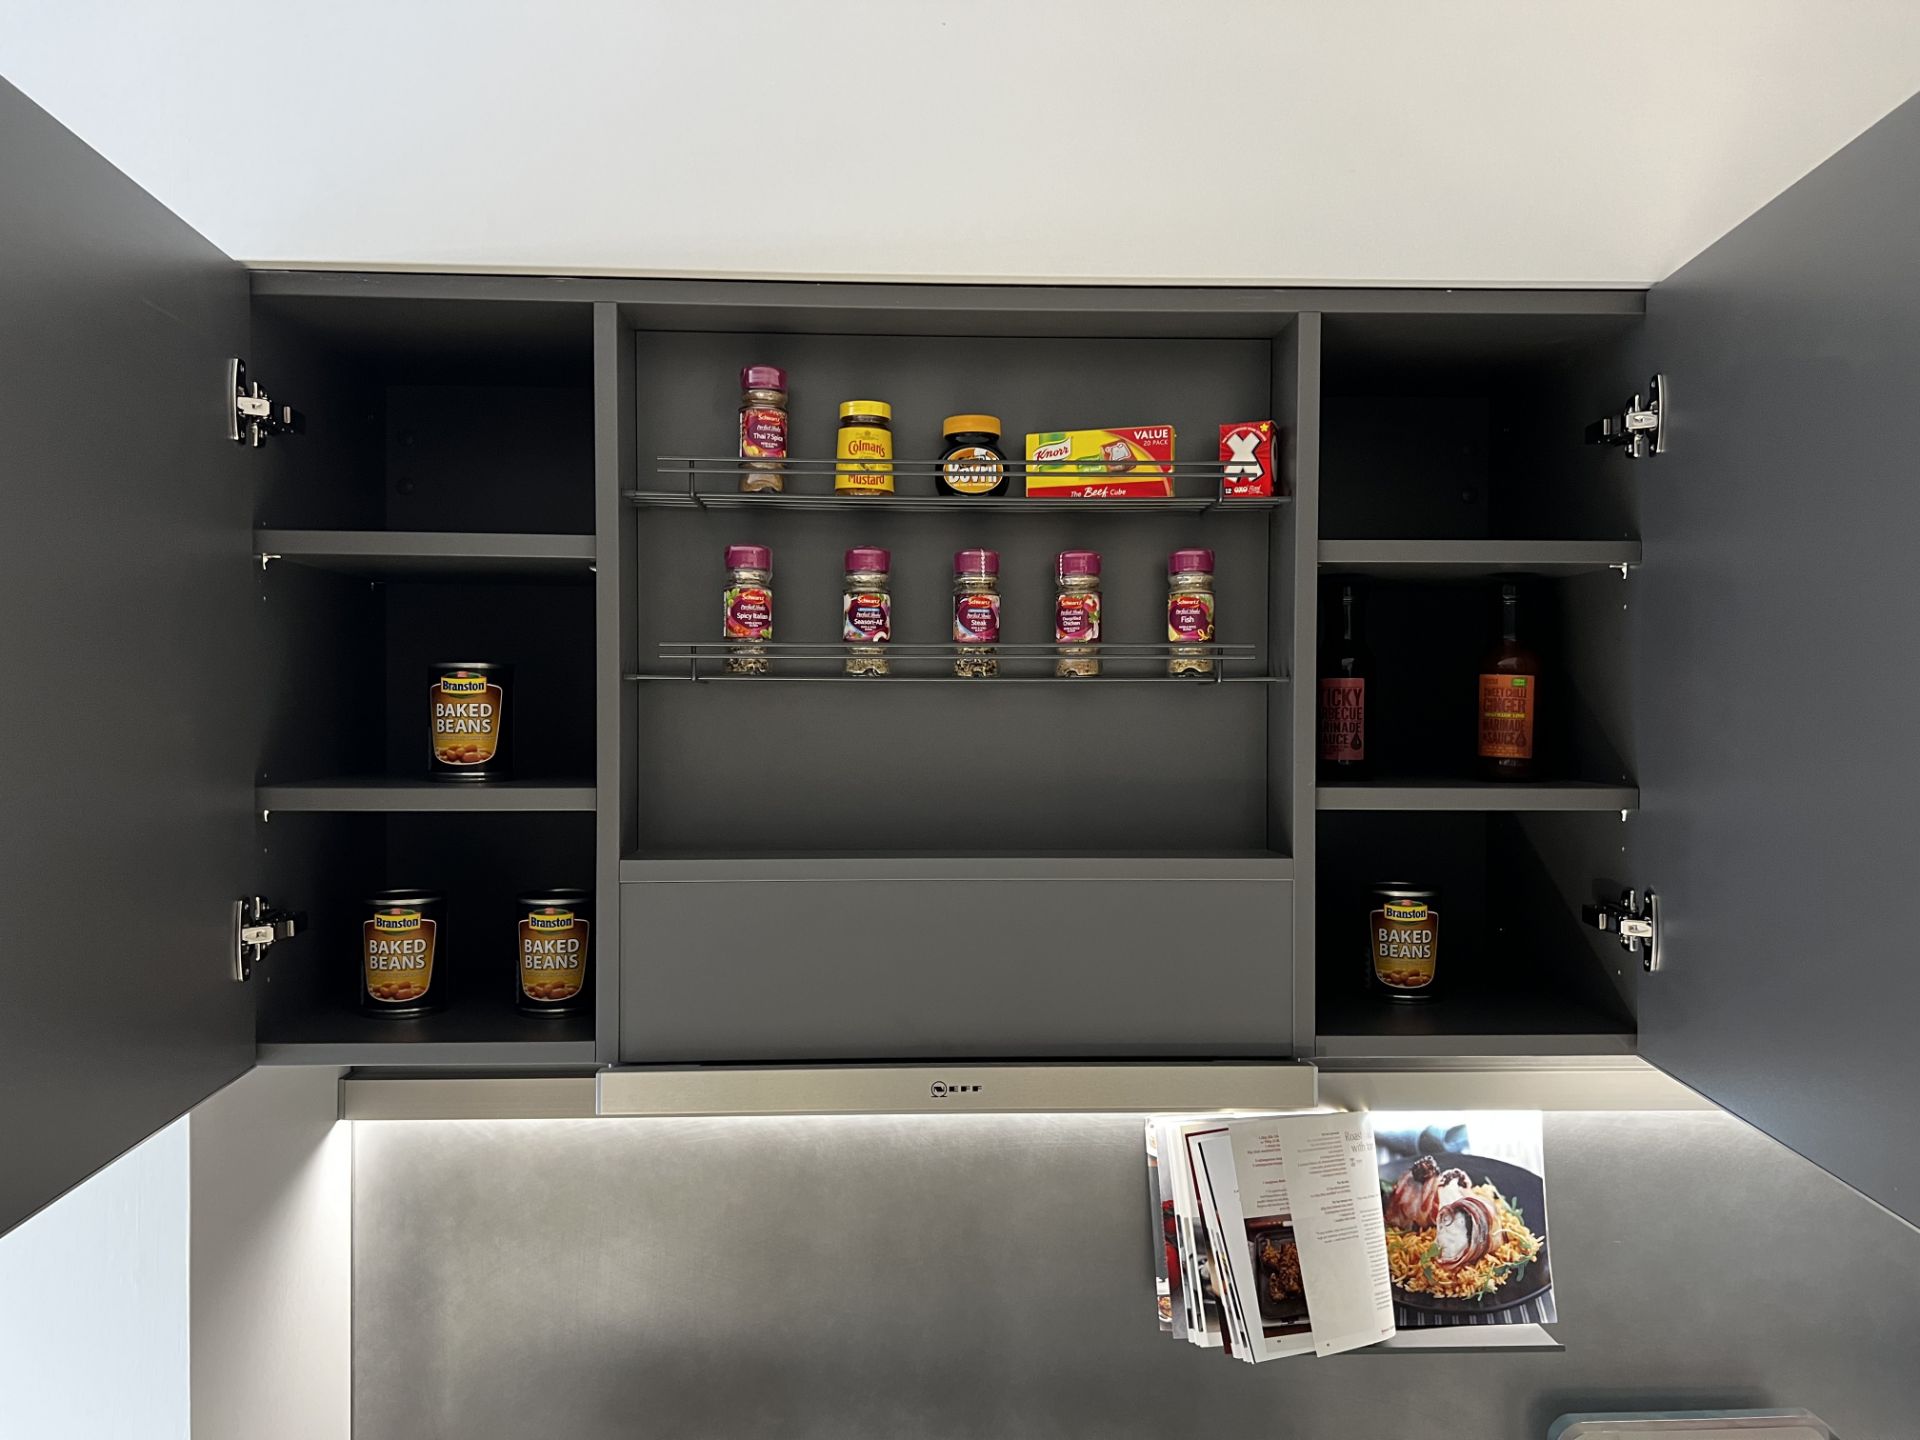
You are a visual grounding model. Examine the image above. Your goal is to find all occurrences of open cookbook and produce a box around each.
[1148,1110,1554,1361]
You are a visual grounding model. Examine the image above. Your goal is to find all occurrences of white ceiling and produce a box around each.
[4,1,1918,287]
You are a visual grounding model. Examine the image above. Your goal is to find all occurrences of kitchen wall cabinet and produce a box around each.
[5,76,1917,1235]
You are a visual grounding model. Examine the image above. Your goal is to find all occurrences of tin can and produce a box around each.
[515,889,592,1015]
[361,890,446,1015]
[1366,883,1439,1001]
[428,661,511,780]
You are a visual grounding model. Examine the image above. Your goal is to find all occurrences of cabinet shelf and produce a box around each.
[1318,539,1641,578]
[1314,986,1636,1059]
[620,852,1294,882]
[257,778,597,813]
[257,996,595,1067]
[256,529,596,580]
[1317,779,1638,812]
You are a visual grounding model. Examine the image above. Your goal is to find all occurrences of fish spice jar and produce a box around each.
[428,662,511,779]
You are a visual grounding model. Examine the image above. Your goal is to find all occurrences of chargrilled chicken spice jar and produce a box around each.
[516,889,592,1015]
[361,890,445,1015]
[1367,883,1440,1000]
[428,662,511,779]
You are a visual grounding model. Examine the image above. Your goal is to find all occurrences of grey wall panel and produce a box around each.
[352,1108,1918,1440]
[620,876,1292,1062]
[1634,93,1920,1223]
[0,81,256,1234]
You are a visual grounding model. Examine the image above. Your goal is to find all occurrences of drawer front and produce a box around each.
[618,875,1293,1062]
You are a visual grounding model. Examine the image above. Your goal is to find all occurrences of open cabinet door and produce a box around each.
[1635,94,1920,1224]
[0,82,257,1234]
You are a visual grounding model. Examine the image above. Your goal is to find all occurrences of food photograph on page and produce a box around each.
[1372,1111,1555,1327]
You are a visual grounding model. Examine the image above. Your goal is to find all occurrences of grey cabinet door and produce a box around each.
[0,82,256,1235]
[1636,95,1920,1224]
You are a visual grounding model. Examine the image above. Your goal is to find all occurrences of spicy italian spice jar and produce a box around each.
[1366,883,1440,1001]
[361,890,445,1015]
[428,662,511,780]
[515,888,592,1015]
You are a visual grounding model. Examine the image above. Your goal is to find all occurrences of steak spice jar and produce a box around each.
[516,888,591,1015]
[361,890,445,1015]
[428,662,511,780]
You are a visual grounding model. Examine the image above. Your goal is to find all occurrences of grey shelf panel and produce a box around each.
[257,779,597,813]
[1317,780,1639,812]
[256,529,596,579]
[620,852,1294,884]
[1314,989,1636,1060]
[1318,538,1641,578]
[256,1003,596,1067]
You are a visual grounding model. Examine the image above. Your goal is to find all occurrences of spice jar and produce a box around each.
[723,544,773,675]
[428,662,511,780]
[1367,884,1440,1001]
[1055,550,1102,677]
[361,890,445,1016]
[738,364,788,493]
[843,546,892,676]
[835,400,894,494]
[516,888,592,1015]
[1168,548,1217,676]
[937,415,1008,497]
[952,549,1000,677]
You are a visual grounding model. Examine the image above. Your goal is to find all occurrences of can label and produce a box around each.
[431,671,503,768]
[519,907,588,1004]
[1168,593,1214,643]
[942,445,1004,495]
[954,593,1000,644]
[724,585,773,640]
[739,406,787,460]
[1319,678,1366,761]
[364,909,435,1005]
[843,590,891,643]
[1055,593,1101,643]
[1370,898,1437,993]
[1477,673,1535,759]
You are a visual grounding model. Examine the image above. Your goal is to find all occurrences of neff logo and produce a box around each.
[929,1081,984,1098]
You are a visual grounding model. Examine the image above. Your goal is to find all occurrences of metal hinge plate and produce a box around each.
[1586,373,1667,459]
[228,358,303,447]
[1583,888,1662,972]
[232,896,306,981]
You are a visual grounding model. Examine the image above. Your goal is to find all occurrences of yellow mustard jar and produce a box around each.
[835,400,894,494]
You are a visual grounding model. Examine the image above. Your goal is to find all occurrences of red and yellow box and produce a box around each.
[1024,425,1176,498]
[1219,421,1277,498]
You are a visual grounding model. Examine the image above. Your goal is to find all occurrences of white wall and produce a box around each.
[0,1121,191,1440]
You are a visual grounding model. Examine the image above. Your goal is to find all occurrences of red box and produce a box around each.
[1219,421,1277,498]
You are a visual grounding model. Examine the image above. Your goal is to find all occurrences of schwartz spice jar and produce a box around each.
[1366,884,1440,1001]
[428,662,511,779]
[516,889,592,1015]
[360,890,445,1015]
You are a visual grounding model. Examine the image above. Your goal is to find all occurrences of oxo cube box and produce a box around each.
[1219,421,1277,498]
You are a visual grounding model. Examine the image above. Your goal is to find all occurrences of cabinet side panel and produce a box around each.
[1287,314,1322,1052]
[594,304,636,1060]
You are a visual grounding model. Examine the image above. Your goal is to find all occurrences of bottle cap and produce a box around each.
[839,399,892,420]
[739,365,786,391]
[953,548,999,575]
[845,546,890,572]
[1057,550,1102,578]
[725,544,771,570]
[1168,548,1215,574]
[942,414,1001,437]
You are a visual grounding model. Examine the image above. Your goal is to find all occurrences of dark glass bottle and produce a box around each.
[1318,582,1370,778]
[1477,582,1540,780]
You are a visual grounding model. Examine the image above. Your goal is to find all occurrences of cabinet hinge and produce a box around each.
[228,358,303,447]
[1586,373,1666,459]
[1583,888,1661,972]
[232,896,306,982]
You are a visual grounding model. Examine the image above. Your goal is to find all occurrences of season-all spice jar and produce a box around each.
[843,546,892,676]
[952,549,1000,677]
[516,888,592,1015]
[1055,550,1102,677]
[737,363,788,493]
[835,400,894,494]
[723,544,773,675]
[937,415,1008,497]
[428,662,511,780]
[360,890,445,1015]
[1168,548,1217,676]
[1366,884,1440,1001]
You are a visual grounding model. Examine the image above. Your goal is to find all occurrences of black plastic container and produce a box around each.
[427,661,512,780]
[515,888,592,1015]
[360,890,447,1016]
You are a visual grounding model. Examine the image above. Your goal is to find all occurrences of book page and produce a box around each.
[1274,1113,1396,1356]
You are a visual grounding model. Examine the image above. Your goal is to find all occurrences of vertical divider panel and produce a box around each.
[1285,314,1323,1055]
[593,303,636,1062]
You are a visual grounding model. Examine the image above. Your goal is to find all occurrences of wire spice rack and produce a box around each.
[627,641,1286,684]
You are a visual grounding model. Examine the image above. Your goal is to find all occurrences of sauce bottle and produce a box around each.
[1477,581,1539,780]
[1318,583,1370,778]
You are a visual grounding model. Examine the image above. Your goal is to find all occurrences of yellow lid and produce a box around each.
[839,399,891,420]
[942,414,1001,436]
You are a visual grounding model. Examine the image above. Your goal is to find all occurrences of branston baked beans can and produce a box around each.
[361,890,446,1015]
[1367,884,1439,1001]
[515,889,591,1015]
[428,661,511,780]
